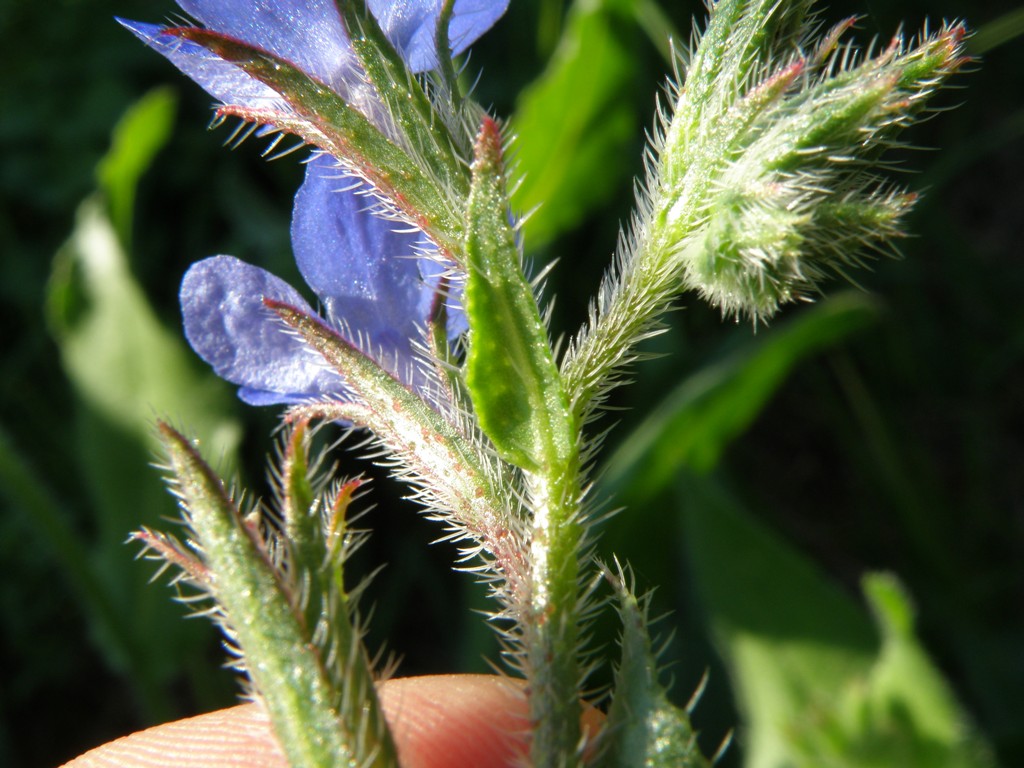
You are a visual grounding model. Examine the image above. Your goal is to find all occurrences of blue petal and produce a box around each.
[293,156,468,345]
[291,156,434,356]
[118,19,284,109]
[181,255,348,404]
[369,0,510,71]
[123,0,508,114]
[174,0,361,94]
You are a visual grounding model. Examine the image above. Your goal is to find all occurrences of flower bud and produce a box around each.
[659,18,967,320]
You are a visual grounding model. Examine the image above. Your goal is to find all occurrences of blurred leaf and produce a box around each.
[631,0,681,63]
[603,293,879,498]
[47,197,241,694]
[0,424,133,666]
[681,476,993,768]
[511,0,640,248]
[41,91,241,714]
[841,574,995,767]
[48,197,240,463]
[970,7,1024,55]
[681,474,875,768]
[96,87,177,246]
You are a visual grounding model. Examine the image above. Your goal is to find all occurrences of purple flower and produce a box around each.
[181,154,464,405]
[123,0,503,405]
[119,0,508,124]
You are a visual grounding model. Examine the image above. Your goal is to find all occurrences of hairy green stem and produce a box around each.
[463,117,587,765]
[525,456,585,767]
[561,198,687,425]
[158,422,397,768]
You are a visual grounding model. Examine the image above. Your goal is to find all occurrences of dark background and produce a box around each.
[2,0,1021,765]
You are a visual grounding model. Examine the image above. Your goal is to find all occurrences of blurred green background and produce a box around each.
[2,0,1021,766]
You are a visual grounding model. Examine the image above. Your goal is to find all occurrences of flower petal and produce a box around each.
[181,255,347,404]
[369,0,511,72]
[290,156,434,354]
[122,0,508,117]
[118,19,285,109]
[294,156,468,346]
[174,0,361,94]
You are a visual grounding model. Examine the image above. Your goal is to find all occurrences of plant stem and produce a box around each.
[526,453,585,766]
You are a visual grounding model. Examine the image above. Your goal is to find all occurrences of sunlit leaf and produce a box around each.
[96,87,177,246]
[511,0,640,248]
[42,91,241,708]
[682,476,993,768]
[466,118,572,471]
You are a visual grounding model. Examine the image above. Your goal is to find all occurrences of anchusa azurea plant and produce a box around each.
[119,0,971,765]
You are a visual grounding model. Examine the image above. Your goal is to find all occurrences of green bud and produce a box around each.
[562,5,966,430]
[660,18,968,320]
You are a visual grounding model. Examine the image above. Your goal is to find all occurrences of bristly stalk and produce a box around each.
[334,0,472,199]
[463,117,586,766]
[275,420,380,723]
[561,0,967,426]
[434,0,462,107]
[266,299,529,606]
[151,421,398,768]
[595,563,714,767]
[167,27,467,260]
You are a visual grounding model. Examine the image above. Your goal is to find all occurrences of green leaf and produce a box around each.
[47,197,241,618]
[464,120,583,767]
[43,92,241,713]
[970,6,1024,54]
[49,88,239,464]
[682,475,880,768]
[96,87,177,246]
[0,424,134,678]
[511,0,639,248]
[845,574,995,767]
[464,118,573,471]
[602,292,878,498]
[48,198,241,461]
[598,566,712,768]
[682,477,994,768]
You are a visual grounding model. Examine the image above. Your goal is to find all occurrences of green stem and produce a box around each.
[462,118,586,765]
[526,456,585,767]
[159,422,396,768]
[560,203,682,424]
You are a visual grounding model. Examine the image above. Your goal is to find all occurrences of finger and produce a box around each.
[378,674,529,768]
[60,701,285,768]
[384,675,605,768]
[61,674,532,768]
